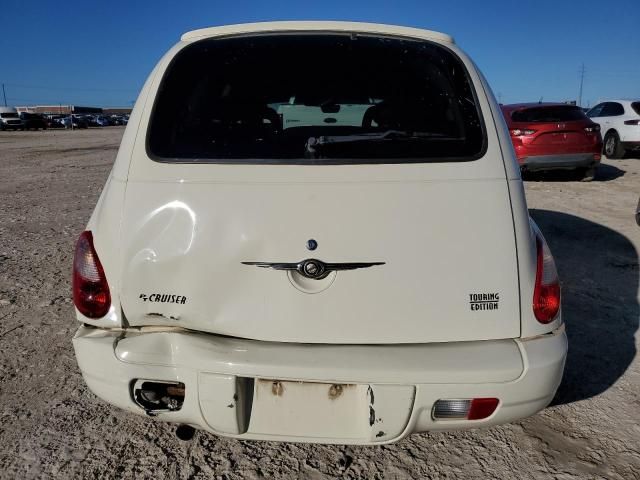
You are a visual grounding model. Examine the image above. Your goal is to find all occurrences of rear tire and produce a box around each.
[604,131,624,159]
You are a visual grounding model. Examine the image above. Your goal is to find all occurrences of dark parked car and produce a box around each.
[84,115,99,127]
[95,116,111,127]
[58,116,89,129]
[109,116,125,126]
[74,116,89,129]
[20,112,48,130]
[46,115,65,128]
[501,103,603,181]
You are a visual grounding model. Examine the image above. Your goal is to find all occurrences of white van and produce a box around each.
[0,106,24,130]
[72,22,567,445]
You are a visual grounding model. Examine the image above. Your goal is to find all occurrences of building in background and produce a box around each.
[15,105,105,115]
[102,107,133,115]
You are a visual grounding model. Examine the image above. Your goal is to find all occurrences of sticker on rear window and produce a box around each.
[469,293,499,311]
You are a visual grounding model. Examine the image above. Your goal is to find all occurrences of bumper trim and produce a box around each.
[110,328,525,385]
[520,153,598,171]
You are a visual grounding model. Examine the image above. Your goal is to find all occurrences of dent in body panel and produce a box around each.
[146,312,180,321]
[120,198,198,325]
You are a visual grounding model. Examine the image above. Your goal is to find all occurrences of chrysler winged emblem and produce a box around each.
[242,258,385,280]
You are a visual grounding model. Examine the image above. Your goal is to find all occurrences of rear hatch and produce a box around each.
[117,31,520,344]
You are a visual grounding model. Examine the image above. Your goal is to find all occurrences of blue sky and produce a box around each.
[2,0,638,108]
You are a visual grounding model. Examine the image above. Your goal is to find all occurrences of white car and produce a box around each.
[0,106,25,131]
[72,21,567,445]
[587,100,640,158]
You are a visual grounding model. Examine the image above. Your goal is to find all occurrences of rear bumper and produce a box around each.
[520,153,599,171]
[72,325,567,445]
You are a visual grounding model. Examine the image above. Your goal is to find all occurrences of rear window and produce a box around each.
[148,34,485,164]
[632,102,640,116]
[511,106,587,123]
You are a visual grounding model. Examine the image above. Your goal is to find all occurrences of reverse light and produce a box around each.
[73,231,111,318]
[584,124,601,133]
[624,119,640,125]
[533,234,561,323]
[510,128,536,136]
[432,398,499,420]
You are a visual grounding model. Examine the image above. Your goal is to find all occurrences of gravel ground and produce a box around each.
[0,128,638,479]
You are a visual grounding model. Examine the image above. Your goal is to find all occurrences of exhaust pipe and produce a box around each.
[176,424,196,441]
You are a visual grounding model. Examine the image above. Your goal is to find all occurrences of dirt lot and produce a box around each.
[0,127,638,479]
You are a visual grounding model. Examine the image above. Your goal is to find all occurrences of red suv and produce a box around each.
[501,103,602,180]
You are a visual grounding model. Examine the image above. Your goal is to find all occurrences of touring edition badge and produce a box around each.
[469,293,499,311]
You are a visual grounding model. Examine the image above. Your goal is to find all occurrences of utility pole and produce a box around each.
[578,63,585,107]
[2,84,6,107]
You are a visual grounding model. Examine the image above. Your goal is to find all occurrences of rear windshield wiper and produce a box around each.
[309,130,448,144]
[306,130,456,154]
[305,130,455,155]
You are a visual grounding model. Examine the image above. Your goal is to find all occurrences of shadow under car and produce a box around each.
[529,209,638,405]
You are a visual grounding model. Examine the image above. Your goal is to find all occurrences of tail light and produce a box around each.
[468,398,500,420]
[624,119,640,125]
[510,128,536,136]
[584,124,600,132]
[533,234,560,323]
[432,398,499,420]
[73,231,111,318]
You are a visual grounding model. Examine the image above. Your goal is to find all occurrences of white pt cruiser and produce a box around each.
[72,22,568,444]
